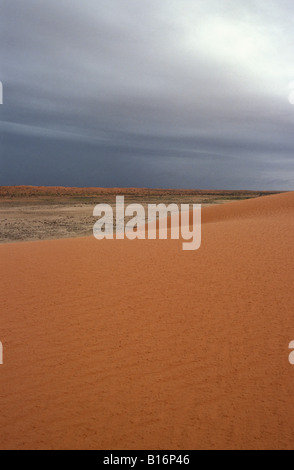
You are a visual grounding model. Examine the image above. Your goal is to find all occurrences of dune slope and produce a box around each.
[0,192,294,449]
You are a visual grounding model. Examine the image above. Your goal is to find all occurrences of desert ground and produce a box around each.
[0,189,294,449]
[0,186,277,243]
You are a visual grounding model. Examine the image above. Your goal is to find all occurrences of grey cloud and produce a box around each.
[1,0,294,189]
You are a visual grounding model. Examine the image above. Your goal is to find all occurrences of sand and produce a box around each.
[0,191,294,450]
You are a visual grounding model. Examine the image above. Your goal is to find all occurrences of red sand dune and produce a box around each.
[0,192,294,450]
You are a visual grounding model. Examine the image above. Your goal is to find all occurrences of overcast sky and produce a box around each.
[1,0,294,189]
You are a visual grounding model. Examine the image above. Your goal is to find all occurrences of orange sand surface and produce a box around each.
[0,192,294,450]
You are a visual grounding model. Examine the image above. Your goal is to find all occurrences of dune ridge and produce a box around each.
[201,190,294,224]
[0,192,294,449]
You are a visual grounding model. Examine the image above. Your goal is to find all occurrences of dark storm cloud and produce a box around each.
[1,0,294,189]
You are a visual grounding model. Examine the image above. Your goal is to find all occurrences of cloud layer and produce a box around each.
[1,0,294,189]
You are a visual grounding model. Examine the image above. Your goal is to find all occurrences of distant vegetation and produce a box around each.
[0,185,281,199]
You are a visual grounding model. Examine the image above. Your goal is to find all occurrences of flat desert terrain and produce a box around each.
[0,191,294,449]
[0,186,277,243]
